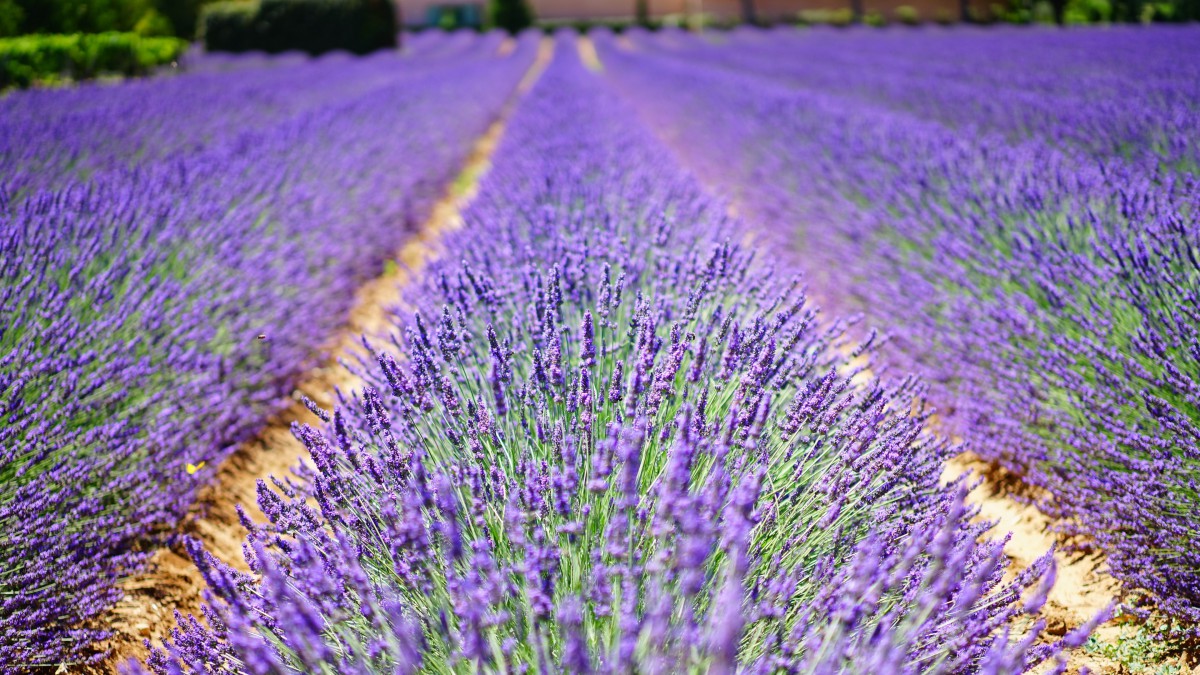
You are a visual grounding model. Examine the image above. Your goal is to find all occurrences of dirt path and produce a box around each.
[577,35,602,72]
[87,38,554,674]
[940,453,1127,673]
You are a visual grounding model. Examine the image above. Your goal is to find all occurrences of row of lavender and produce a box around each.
[0,32,537,666]
[139,36,1095,674]
[597,27,1200,628]
[640,26,1200,168]
[4,30,511,195]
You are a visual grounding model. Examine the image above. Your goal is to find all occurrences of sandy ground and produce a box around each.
[81,38,554,675]
[942,452,1126,673]
[578,35,603,71]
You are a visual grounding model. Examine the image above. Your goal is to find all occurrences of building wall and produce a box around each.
[688,0,994,21]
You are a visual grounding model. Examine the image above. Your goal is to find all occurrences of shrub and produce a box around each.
[487,0,532,33]
[256,0,397,53]
[199,1,256,51]
[968,4,995,21]
[797,8,855,25]
[156,0,234,38]
[201,0,397,55]
[0,32,186,89]
[895,4,921,23]
[1065,0,1113,22]
[134,7,176,34]
[426,4,482,30]
[0,0,22,37]
[13,0,162,34]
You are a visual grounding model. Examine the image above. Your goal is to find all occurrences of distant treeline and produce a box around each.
[2,0,1193,42]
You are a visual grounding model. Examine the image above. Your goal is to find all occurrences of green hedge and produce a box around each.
[0,32,187,88]
[487,0,532,33]
[202,0,397,55]
[200,1,257,51]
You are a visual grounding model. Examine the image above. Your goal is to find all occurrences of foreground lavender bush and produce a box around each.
[0,32,537,666]
[598,27,1200,628]
[142,37,1088,674]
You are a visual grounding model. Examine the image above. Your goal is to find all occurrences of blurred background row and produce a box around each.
[1,0,1196,91]
[2,0,1198,42]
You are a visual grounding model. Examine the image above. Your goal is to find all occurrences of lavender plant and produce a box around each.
[632,26,1200,168]
[597,27,1200,629]
[140,37,1085,674]
[0,32,538,667]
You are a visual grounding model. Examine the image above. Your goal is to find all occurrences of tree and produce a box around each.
[488,0,533,33]
[14,0,185,34]
[155,0,203,38]
[1049,0,1066,23]
[0,0,23,36]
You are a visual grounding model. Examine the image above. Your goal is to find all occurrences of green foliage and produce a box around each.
[0,0,22,37]
[1137,0,1195,20]
[0,31,186,88]
[796,8,855,25]
[420,4,481,30]
[1083,621,1193,673]
[135,8,176,34]
[991,0,1196,21]
[1065,0,1112,22]
[1171,0,1200,20]
[5,0,403,42]
[894,5,922,23]
[3,0,242,40]
[990,0,1033,22]
[1030,0,1060,21]
[487,0,532,34]
[13,0,158,34]
[865,10,888,25]
[201,0,397,55]
[154,0,198,37]
[254,0,397,53]
[199,1,255,50]
[155,0,234,38]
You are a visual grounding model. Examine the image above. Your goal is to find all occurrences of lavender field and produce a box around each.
[2,25,1198,675]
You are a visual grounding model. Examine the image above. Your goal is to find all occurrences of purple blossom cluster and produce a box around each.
[1,32,538,666]
[597,26,1200,628]
[139,35,1091,674]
